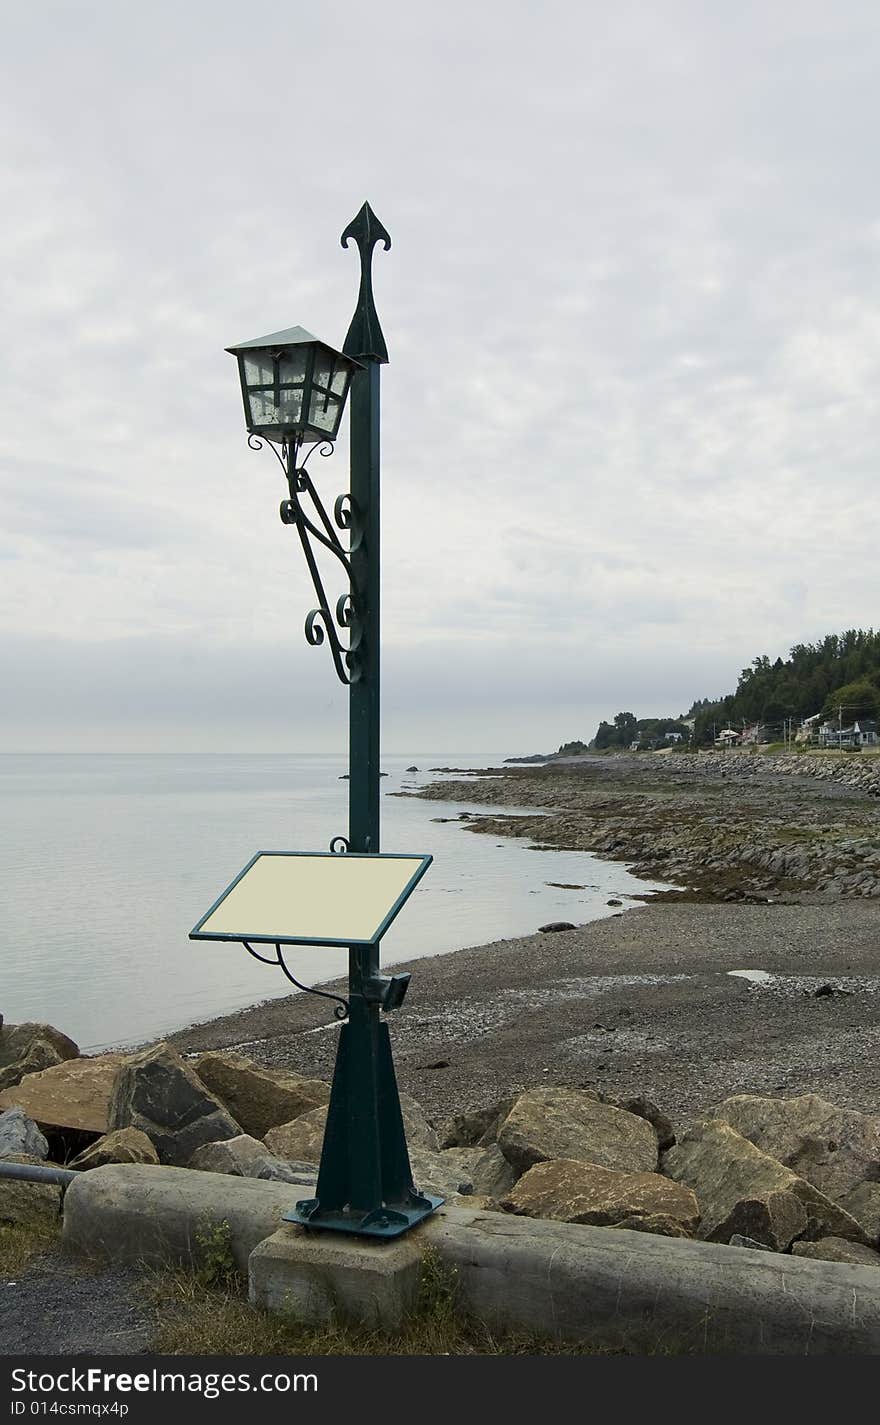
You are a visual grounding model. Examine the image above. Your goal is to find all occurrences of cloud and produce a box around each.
[1,1,878,748]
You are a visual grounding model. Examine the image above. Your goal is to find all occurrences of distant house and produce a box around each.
[796,713,824,744]
[819,719,878,749]
[665,731,684,744]
[715,728,740,747]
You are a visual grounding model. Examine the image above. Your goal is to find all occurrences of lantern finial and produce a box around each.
[341,202,391,364]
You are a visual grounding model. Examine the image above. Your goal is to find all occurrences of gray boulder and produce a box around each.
[396,1094,440,1151]
[0,1177,61,1230]
[264,1107,324,1164]
[501,1158,700,1238]
[0,1053,128,1134]
[498,1088,658,1176]
[0,1039,66,1094]
[0,1022,79,1071]
[0,1107,49,1160]
[264,1092,438,1166]
[0,1023,79,1095]
[715,1093,880,1202]
[465,1143,520,1197]
[663,1119,869,1251]
[260,1126,484,1199]
[791,1237,880,1267]
[108,1043,242,1167]
[410,1142,520,1200]
[614,1094,676,1152]
[70,1128,159,1170]
[192,1052,329,1139]
[409,1146,484,1198]
[439,1098,515,1149]
[840,1182,880,1246]
[188,1135,317,1186]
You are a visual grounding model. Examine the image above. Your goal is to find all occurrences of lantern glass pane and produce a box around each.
[307,389,343,434]
[306,350,350,436]
[311,349,333,385]
[311,352,351,398]
[246,388,275,426]
[279,348,308,385]
[241,346,310,432]
[279,386,304,424]
[242,351,271,387]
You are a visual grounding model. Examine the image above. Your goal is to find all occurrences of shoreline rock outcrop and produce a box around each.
[401,753,880,903]
[2,1016,877,1271]
[500,1159,700,1237]
[191,1051,330,1140]
[662,1118,869,1250]
[108,1043,241,1167]
[0,1022,80,1095]
[497,1087,659,1176]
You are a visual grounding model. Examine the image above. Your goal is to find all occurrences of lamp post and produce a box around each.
[225,204,440,1239]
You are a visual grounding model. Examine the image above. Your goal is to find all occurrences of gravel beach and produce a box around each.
[170,904,880,1132]
[168,754,880,1131]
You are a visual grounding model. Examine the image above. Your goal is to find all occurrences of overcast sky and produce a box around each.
[2,1,878,754]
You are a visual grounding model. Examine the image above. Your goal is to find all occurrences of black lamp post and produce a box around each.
[225,205,440,1238]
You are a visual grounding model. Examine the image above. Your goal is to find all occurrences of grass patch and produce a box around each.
[0,1218,61,1276]
[146,1246,619,1356]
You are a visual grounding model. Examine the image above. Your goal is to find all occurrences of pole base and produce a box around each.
[283,1191,443,1240]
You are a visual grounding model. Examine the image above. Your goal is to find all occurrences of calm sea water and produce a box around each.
[0,754,667,1051]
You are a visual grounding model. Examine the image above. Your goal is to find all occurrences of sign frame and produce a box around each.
[189,849,433,950]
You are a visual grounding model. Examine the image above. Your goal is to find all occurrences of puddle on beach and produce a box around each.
[725,970,880,997]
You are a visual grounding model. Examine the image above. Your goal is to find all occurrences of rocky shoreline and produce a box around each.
[3,752,879,1265]
[2,1026,879,1278]
[398,751,880,903]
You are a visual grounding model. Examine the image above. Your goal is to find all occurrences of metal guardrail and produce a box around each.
[0,1160,77,1187]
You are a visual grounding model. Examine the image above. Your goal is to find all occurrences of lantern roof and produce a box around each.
[226,325,353,359]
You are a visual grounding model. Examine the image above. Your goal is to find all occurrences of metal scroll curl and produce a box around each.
[242,941,350,1021]
[248,435,362,685]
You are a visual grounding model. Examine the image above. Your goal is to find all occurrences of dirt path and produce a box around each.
[0,1251,156,1354]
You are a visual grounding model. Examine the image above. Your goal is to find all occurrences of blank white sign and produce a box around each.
[191,852,431,946]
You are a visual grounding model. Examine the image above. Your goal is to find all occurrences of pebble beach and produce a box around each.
[170,753,880,1131]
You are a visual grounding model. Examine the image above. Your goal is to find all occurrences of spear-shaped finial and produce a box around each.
[341,202,391,364]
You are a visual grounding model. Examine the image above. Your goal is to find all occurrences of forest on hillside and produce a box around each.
[689,628,880,746]
[591,628,880,749]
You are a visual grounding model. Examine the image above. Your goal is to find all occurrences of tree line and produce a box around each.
[688,628,880,747]
[588,628,880,749]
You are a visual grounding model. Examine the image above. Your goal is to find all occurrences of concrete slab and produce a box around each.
[249,1225,423,1328]
[421,1204,880,1354]
[60,1167,880,1352]
[62,1163,299,1271]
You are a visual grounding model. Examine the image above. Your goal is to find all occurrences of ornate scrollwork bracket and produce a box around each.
[247,434,363,685]
[242,941,350,1021]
